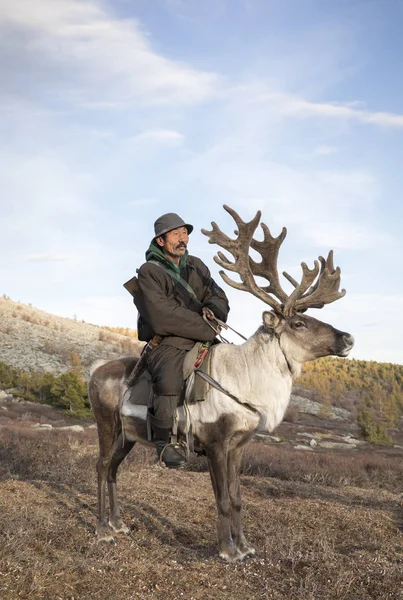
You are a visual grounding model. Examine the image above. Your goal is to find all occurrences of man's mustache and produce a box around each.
[175,243,187,250]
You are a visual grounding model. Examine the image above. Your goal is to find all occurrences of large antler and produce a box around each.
[202,205,346,316]
[283,251,346,316]
[201,205,288,313]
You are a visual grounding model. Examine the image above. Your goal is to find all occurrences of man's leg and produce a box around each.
[147,345,187,468]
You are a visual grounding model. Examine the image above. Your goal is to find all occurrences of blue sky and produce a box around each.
[1,0,402,364]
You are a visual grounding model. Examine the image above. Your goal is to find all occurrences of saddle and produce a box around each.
[120,341,213,425]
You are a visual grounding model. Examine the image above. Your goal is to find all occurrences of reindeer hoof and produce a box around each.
[219,551,235,562]
[238,545,256,558]
[109,520,130,534]
[236,546,256,561]
[96,524,115,543]
[218,544,240,562]
[98,535,115,544]
[97,532,115,544]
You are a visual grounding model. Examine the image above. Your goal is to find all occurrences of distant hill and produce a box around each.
[0,296,143,376]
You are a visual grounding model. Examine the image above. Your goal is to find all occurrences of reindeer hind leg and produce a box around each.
[96,447,115,542]
[107,433,136,534]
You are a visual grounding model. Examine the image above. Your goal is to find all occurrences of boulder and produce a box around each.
[341,435,367,445]
[255,433,282,443]
[289,394,351,420]
[319,441,357,450]
[58,425,84,432]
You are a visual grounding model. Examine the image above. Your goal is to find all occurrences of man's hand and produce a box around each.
[202,307,221,334]
[202,307,215,321]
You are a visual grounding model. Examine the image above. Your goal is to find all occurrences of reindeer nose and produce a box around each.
[343,333,355,347]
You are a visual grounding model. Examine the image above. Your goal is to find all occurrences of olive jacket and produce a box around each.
[133,243,230,350]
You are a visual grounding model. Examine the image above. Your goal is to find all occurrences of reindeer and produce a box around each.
[88,205,354,562]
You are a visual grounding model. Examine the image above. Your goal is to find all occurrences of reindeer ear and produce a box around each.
[262,311,281,330]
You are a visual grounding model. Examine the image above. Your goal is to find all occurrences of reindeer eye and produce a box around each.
[293,321,306,330]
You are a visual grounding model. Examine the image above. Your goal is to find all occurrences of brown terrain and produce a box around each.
[1,298,402,599]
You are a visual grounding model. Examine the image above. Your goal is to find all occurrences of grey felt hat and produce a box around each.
[153,213,193,238]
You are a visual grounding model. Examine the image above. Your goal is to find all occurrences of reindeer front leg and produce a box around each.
[227,444,255,559]
[207,446,239,562]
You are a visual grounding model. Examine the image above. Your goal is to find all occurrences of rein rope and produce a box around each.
[202,313,247,343]
[193,369,260,416]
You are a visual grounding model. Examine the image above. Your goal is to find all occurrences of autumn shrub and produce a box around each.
[42,339,57,354]
[0,362,91,416]
[119,338,139,355]
[98,330,117,343]
[241,442,403,492]
[357,410,393,445]
[102,326,138,338]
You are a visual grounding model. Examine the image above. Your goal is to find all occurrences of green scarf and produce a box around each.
[145,242,198,299]
[146,242,188,273]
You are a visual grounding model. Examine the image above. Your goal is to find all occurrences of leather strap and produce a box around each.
[147,259,199,300]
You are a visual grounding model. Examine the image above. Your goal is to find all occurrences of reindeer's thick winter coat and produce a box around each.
[89,310,354,561]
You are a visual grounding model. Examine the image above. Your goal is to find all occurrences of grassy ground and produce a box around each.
[1,422,403,600]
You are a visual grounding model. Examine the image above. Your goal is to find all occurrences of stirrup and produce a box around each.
[157,442,187,469]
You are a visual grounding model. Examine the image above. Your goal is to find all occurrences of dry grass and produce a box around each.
[243,441,403,492]
[1,423,403,600]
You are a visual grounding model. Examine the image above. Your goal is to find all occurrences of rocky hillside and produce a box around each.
[0,297,143,376]
[2,295,403,453]
[0,297,348,417]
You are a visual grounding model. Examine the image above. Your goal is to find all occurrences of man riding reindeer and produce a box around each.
[131,213,230,468]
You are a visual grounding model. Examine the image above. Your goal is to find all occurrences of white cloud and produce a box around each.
[302,222,395,251]
[0,0,219,107]
[175,137,380,251]
[0,153,96,224]
[17,254,70,263]
[133,129,184,145]
[256,91,403,128]
[128,198,160,207]
[313,145,340,156]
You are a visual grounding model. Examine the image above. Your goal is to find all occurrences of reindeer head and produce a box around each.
[202,205,354,363]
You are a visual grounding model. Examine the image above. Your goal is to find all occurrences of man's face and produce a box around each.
[156,226,189,260]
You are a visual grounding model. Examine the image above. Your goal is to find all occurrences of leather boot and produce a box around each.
[152,425,187,469]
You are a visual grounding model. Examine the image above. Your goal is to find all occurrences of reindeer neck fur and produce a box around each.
[239,329,299,431]
[190,329,300,434]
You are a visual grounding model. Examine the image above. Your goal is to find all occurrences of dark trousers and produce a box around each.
[147,344,187,429]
